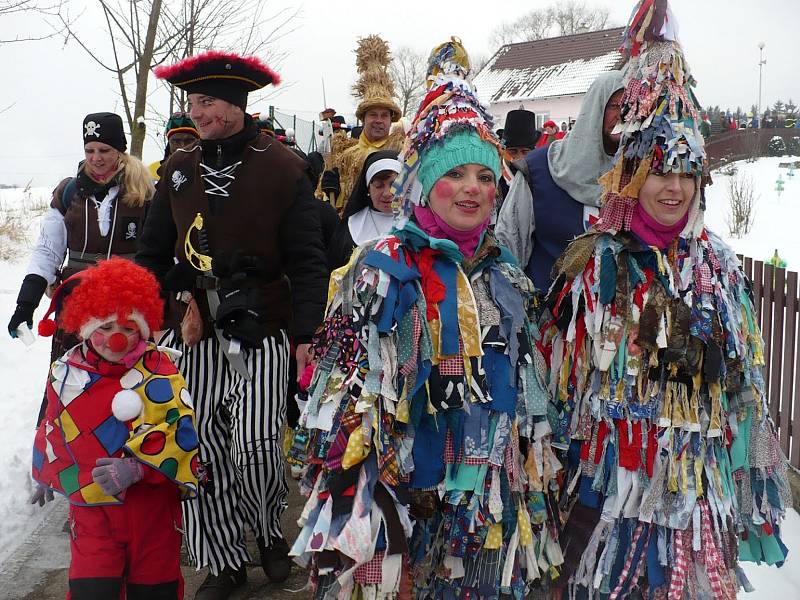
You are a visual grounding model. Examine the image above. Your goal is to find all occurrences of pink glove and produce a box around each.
[91,457,144,496]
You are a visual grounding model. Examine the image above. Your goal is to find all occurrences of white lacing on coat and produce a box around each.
[200,161,242,197]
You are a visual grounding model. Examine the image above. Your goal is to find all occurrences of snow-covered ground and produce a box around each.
[0,166,799,593]
[0,185,59,566]
[704,156,800,270]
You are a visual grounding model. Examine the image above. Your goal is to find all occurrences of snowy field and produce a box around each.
[704,156,800,270]
[0,166,799,592]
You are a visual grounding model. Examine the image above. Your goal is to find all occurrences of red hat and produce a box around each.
[38,258,163,340]
[543,120,557,129]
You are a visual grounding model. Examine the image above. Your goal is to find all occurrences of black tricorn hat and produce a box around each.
[154,50,280,111]
[503,109,537,149]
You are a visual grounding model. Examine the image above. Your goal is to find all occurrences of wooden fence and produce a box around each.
[738,255,800,469]
[706,128,800,170]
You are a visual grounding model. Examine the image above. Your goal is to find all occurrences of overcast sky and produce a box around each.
[1,0,797,186]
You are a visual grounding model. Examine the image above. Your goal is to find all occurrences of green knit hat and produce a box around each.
[164,112,199,139]
[417,129,501,197]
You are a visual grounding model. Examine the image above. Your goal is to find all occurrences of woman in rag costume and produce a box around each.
[543,2,791,598]
[290,39,564,599]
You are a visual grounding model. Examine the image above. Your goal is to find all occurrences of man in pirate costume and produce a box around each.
[318,35,405,214]
[136,50,328,599]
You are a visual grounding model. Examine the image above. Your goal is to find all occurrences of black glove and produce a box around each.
[163,262,199,293]
[320,168,341,196]
[212,251,265,280]
[8,274,47,338]
[214,287,264,349]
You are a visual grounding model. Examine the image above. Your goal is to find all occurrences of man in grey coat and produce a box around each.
[496,71,624,294]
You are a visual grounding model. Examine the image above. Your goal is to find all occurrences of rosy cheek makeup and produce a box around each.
[433,179,455,200]
[89,330,108,350]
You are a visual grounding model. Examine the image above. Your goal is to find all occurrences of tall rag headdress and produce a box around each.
[596,0,706,237]
[392,39,502,227]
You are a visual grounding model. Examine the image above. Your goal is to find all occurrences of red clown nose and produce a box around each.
[107,332,130,353]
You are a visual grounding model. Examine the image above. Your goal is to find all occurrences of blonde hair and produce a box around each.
[118,153,154,207]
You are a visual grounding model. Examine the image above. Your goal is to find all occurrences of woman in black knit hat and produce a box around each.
[7,112,154,418]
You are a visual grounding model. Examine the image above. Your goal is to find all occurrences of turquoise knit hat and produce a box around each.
[417,129,501,197]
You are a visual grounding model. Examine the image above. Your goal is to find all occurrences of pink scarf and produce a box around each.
[630,203,689,250]
[413,205,489,258]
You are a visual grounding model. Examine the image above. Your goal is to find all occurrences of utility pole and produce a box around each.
[758,42,766,129]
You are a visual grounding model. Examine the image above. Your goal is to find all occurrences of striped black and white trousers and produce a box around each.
[161,329,290,574]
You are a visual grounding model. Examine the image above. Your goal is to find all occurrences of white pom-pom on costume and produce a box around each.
[112,389,143,421]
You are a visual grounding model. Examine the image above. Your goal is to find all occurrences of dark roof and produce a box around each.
[489,27,626,72]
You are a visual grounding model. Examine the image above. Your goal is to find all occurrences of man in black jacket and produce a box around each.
[137,51,327,600]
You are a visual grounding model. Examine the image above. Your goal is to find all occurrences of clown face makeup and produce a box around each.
[89,320,142,363]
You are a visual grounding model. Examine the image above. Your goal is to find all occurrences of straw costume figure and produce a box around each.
[317,35,405,214]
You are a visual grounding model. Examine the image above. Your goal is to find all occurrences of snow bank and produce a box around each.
[0,186,60,565]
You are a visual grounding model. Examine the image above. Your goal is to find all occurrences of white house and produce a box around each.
[473,27,626,132]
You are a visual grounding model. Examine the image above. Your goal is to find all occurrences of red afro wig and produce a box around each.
[40,258,163,340]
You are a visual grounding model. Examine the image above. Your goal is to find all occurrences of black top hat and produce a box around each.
[154,50,280,111]
[503,110,537,149]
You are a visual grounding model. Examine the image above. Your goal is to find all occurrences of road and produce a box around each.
[0,468,312,599]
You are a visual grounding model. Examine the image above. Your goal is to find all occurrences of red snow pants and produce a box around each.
[66,476,184,600]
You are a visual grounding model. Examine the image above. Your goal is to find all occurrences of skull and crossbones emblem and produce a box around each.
[125,222,137,240]
[172,170,188,191]
[84,121,101,138]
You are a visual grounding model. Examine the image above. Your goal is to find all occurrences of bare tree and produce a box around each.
[0,0,68,43]
[390,46,427,117]
[470,53,490,77]
[553,1,610,35]
[158,0,299,115]
[726,173,757,237]
[55,0,298,158]
[491,9,555,46]
[491,2,611,46]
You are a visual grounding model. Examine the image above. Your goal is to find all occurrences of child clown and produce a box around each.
[30,257,199,600]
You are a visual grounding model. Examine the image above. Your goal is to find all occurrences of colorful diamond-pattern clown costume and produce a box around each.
[543,1,791,598]
[291,41,563,600]
[33,342,199,505]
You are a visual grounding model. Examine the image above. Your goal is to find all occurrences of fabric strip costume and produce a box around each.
[291,38,563,600]
[543,1,791,598]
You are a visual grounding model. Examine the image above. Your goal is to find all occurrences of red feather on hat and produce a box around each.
[154,50,281,86]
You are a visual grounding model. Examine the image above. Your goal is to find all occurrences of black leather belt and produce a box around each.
[67,250,136,266]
